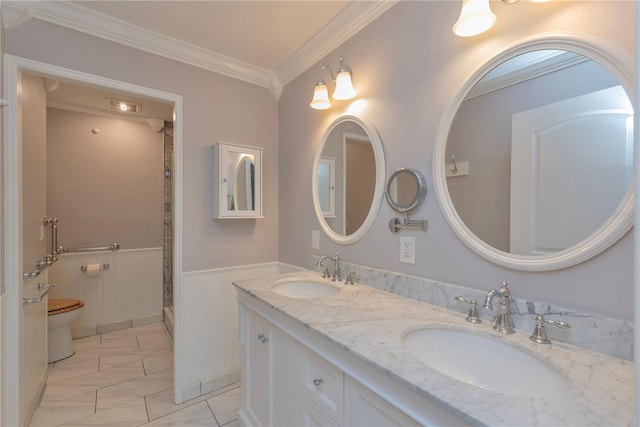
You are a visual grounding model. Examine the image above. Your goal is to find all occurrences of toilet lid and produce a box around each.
[48,298,85,315]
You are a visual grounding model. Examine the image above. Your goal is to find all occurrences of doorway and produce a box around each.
[1,55,183,426]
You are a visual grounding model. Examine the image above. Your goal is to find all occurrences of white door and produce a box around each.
[510,85,633,255]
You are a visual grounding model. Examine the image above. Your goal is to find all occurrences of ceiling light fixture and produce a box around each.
[310,56,357,110]
[107,99,140,114]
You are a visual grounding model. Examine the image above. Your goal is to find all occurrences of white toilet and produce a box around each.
[47,298,85,363]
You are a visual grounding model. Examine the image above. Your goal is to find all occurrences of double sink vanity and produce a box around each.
[232,32,636,427]
[235,270,633,426]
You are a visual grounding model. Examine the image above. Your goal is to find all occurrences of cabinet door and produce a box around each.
[243,308,271,426]
[345,376,419,427]
[270,325,297,426]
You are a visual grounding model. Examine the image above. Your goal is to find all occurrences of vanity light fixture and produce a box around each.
[453,0,549,37]
[309,56,357,110]
[453,0,496,37]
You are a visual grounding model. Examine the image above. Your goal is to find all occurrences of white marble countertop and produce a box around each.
[234,271,634,426]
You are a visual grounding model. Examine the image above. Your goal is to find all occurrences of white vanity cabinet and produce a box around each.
[239,304,297,426]
[212,142,263,218]
[238,297,425,427]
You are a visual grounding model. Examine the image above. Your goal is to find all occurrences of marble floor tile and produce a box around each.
[95,368,173,411]
[27,322,237,427]
[50,360,145,388]
[142,351,173,375]
[40,384,99,407]
[145,383,239,422]
[143,401,218,427]
[59,397,148,426]
[207,386,241,426]
[29,390,96,426]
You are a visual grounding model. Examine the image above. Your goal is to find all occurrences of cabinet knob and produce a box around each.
[257,333,268,343]
[313,378,324,386]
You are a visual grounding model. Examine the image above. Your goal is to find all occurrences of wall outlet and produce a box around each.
[400,236,415,264]
[312,230,320,249]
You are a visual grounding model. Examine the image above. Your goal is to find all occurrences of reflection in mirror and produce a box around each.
[317,158,336,216]
[234,156,255,211]
[446,50,633,257]
[434,36,633,271]
[318,121,375,236]
[312,114,386,244]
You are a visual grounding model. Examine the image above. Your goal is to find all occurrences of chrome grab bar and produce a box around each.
[23,283,55,305]
[24,218,59,280]
[59,243,120,254]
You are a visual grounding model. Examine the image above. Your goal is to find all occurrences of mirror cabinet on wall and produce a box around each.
[213,142,263,218]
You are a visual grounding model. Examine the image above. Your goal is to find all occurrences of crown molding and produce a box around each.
[466,51,589,99]
[2,0,396,100]
[274,1,398,87]
[2,1,273,88]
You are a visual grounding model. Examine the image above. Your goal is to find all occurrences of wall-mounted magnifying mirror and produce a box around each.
[433,34,635,271]
[385,168,428,232]
[312,114,386,244]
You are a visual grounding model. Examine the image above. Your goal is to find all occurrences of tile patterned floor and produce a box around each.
[29,322,241,427]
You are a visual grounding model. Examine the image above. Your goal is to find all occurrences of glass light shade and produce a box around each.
[453,0,497,37]
[333,70,357,100]
[310,81,331,110]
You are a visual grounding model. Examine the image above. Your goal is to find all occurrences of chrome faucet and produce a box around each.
[316,256,331,278]
[331,253,341,282]
[483,281,514,334]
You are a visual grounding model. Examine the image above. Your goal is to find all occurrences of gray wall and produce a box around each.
[46,108,164,250]
[5,19,280,272]
[278,1,636,321]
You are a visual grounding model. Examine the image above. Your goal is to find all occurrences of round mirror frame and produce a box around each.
[433,33,636,271]
[385,168,427,214]
[312,114,386,244]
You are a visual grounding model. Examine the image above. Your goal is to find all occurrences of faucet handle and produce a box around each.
[454,296,481,324]
[529,315,571,344]
[345,269,356,285]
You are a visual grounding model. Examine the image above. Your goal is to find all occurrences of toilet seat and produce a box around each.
[48,298,85,316]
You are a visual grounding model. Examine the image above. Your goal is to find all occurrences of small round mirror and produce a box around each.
[385,168,426,213]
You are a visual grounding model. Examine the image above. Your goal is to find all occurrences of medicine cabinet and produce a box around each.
[213,142,263,218]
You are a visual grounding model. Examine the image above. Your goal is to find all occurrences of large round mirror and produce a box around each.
[312,114,386,244]
[433,34,635,271]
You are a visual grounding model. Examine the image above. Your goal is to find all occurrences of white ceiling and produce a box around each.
[3,1,397,97]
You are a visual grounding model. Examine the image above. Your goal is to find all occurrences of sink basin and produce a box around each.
[271,280,338,299]
[402,328,568,398]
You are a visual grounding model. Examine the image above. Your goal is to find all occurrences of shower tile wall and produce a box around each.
[163,121,174,308]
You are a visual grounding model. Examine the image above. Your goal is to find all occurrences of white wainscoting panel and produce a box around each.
[48,248,163,337]
[178,262,302,400]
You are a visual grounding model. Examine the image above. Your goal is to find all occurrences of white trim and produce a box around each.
[432,33,636,272]
[2,52,23,427]
[1,1,396,98]
[1,55,185,413]
[181,261,282,279]
[1,1,271,87]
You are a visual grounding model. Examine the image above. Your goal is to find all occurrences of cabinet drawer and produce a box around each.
[298,344,344,423]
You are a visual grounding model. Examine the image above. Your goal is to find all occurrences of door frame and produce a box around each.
[1,55,184,425]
